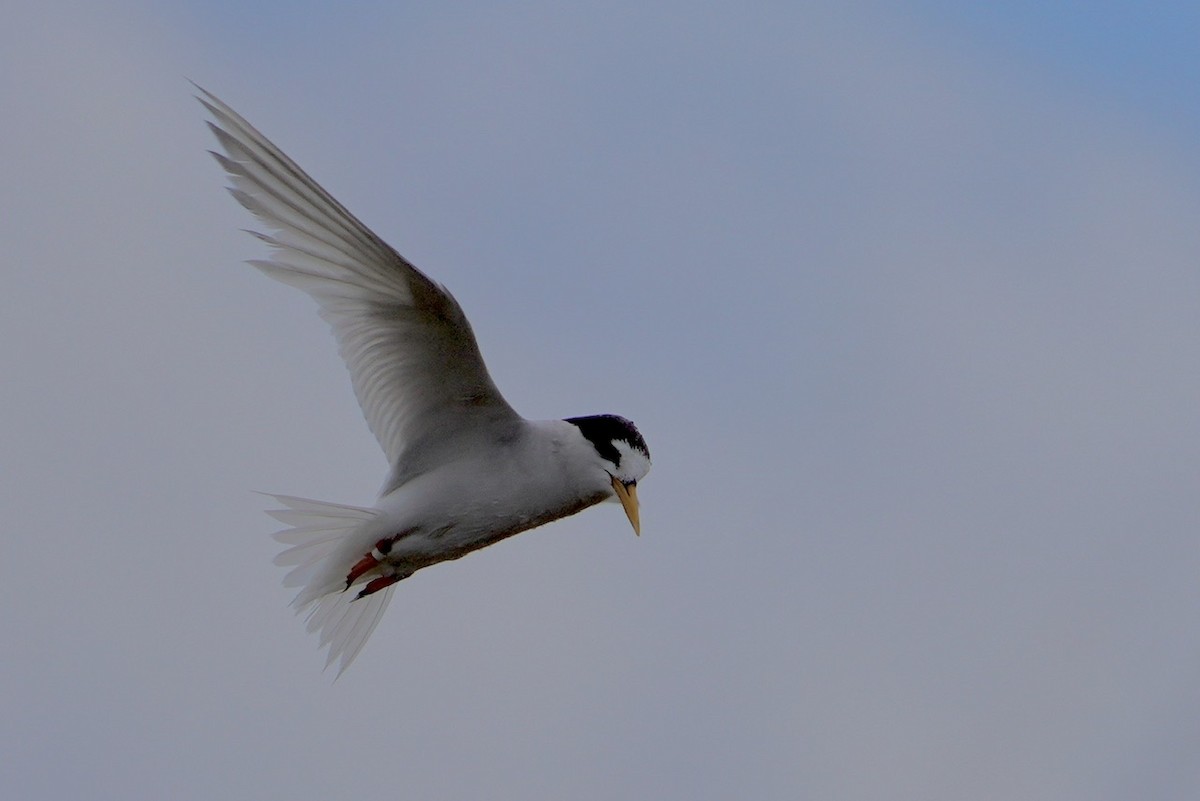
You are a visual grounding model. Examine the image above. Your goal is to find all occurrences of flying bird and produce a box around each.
[199,88,650,674]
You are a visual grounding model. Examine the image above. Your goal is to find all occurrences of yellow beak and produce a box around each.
[611,476,641,535]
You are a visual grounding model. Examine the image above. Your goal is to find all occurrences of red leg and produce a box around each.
[354,574,401,600]
[344,537,402,589]
[344,554,378,588]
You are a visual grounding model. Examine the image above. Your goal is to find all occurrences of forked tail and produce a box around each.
[265,493,392,676]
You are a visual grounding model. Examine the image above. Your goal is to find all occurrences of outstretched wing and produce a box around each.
[199,87,520,470]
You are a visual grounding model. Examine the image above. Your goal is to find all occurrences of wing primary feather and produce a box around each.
[201,85,520,472]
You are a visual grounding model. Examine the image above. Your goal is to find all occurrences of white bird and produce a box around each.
[199,88,651,674]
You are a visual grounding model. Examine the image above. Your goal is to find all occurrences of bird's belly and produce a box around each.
[381,469,609,570]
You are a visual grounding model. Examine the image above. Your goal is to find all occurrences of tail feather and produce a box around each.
[262,493,392,676]
[306,585,394,673]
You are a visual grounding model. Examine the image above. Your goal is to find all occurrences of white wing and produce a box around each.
[199,88,520,471]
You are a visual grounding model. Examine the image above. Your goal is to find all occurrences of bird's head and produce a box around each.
[565,414,651,535]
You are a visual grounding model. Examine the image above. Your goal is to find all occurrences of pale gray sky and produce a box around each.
[4,2,1200,799]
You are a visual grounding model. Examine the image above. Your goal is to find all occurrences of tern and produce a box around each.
[199,89,651,674]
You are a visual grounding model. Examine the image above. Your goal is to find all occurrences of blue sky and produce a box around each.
[4,2,1200,799]
[924,3,1200,100]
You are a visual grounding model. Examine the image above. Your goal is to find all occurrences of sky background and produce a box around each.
[4,2,1200,798]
